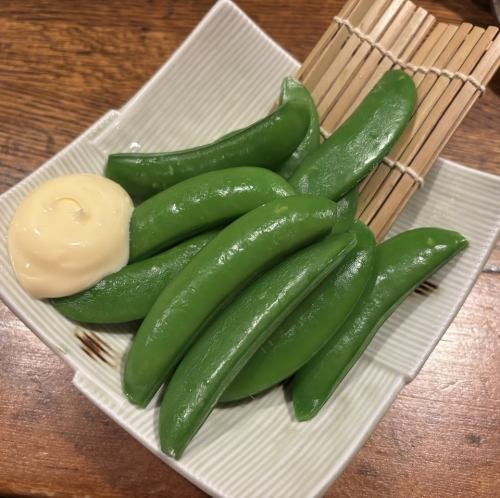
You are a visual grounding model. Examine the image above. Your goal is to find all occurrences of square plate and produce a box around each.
[0,2,499,497]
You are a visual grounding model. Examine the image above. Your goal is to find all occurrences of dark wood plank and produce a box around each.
[0,1,498,497]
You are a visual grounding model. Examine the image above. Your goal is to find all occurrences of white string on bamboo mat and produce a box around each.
[381,157,424,187]
[320,127,425,187]
[333,16,486,93]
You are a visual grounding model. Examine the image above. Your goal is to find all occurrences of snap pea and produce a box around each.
[212,78,316,150]
[293,227,468,421]
[278,78,320,179]
[105,88,310,198]
[289,70,416,200]
[331,188,359,234]
[129,167,295,261]
[159,231,356,458]
[51,231,218,324]
[123,195,337,407]
[221,221,374,402]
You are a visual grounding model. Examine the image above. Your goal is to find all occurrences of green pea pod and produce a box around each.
[123,195,337,407]
[212,78,314,147]
[105,96,310,198]
[51,231,218,324]
[278,78,320,179]
[293,227,468,421]
[289,70,416,200]
[159,231,356,458]
[129,167,295,261]
[331,188,359,234]
[221,221,374,402]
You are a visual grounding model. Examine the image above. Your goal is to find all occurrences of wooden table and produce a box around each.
[0,1,498,497]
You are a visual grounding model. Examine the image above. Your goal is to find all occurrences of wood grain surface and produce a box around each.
[0,1,498,497]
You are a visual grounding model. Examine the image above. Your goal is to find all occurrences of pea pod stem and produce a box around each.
[292,227,468,421]
[123,195,337,407]
[159,231,356,458]
[278,78,320,179]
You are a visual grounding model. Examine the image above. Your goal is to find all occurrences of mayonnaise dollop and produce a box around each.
[8,174,134,298]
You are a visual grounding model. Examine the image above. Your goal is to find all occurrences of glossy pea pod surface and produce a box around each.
[159,231,356,459]
[221,221,374,402]
[331,188,359,234]
[105,86,310,198]
[51,231,218,324]
[289,70,416,200]
[123,195,337,407]
[278,78,320,179]
[293,227,468,421]
[129,167,295,261]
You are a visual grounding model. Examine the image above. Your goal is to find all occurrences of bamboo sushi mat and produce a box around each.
[296,0,500,241]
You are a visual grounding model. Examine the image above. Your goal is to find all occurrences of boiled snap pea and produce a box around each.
[159,231,356,458]
[129,167,294,261]
[123,195,338,407]
[293,227,468,421]
[105,79,311,198]
[221,221,374,402]
[289,70,416,200]
[51,231,218,324]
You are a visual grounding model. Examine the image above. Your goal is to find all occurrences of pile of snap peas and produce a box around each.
[53,70,468,459]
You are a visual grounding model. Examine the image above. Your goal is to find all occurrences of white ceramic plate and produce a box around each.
[0,2,499,497]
